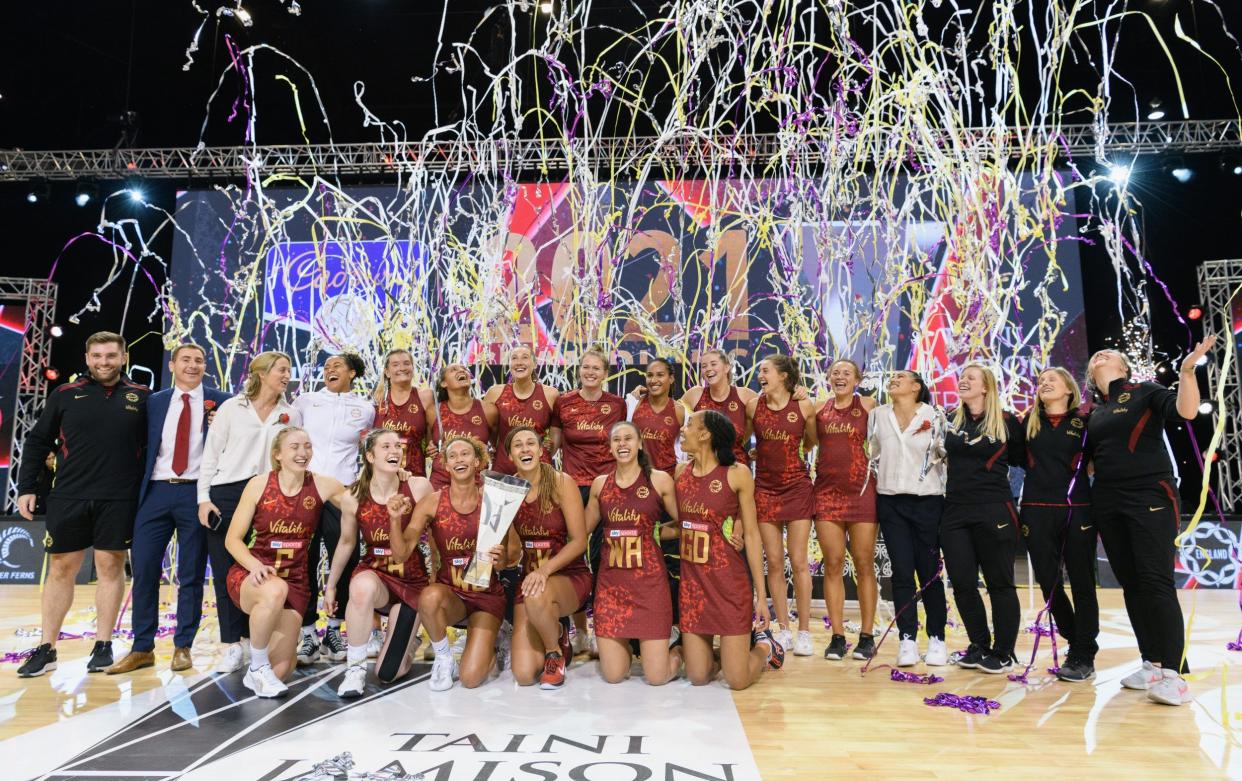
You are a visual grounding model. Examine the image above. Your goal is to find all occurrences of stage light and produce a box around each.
[1198,401,1214,415]
[1170,166,1193,183]
[1106,164,1130,186]
[128,188,146,204]
[25,192,37,204]
[42,366,60,382]
[1235,165,1242,176]
[1147,99,1165,120]
[1187,305,1203,320]
[49,325,64,338]
[73,182,97,208]
[26,183,49,204]
[540,1,553,13]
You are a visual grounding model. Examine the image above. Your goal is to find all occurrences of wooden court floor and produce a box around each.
[2,585,1240,779]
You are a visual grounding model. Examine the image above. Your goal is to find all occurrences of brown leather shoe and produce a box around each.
[171,646,193,671]
[105,650,155,675]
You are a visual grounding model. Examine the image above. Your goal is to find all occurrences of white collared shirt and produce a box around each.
[197,395,301,502]
[152,383,206,481]
[292,389,376,484]
[867,403,947,496]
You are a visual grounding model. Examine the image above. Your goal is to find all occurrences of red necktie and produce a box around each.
[172,393,191,475]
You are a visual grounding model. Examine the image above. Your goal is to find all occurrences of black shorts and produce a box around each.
[44,498,136,554]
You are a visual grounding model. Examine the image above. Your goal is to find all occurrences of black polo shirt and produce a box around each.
[1087,378,1182,489]
[1022,408,1090,506]
[944,409,1026,504]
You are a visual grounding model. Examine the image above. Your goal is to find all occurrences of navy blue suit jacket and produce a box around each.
[139,385,232,505]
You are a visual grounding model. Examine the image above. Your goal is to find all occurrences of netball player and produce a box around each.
[388,436,515,691]
[586,422,682,685]
[677,410,782,689]
[746,354,817,657]
[684,349,757,465]
[1088,338,1213,705]
[484,346,559,475]
[324,429,434,697]
[429,364,497,489]
[505,428,592,689]
[942,364,1026,675]
[372,348,437,477]
[629,358,683,472]
[222,427,351,697]
[813,359,879,661]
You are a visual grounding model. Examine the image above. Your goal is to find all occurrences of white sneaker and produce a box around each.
[793,630,814,657]
[588,630,598,658]
[776,626,793,653]
[337,663,367,698]
[896,639,919,667]
[1120,660,1161,690]
[429,654,459,692]
[496,620,513,672]
[1147,671,1191,706]
[924,637,949,666]
[213,643,245,675]
[571,628,589,656]
[450,629,467,657]
[365,629,385,659]
[243,664,289,698]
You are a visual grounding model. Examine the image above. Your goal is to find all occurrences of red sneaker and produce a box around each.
[558,622,573,661]
[540,652,566,690]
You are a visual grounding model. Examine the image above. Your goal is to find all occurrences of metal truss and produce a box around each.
[0,278,57,513]
[0,119,1239,182]
[1197,259,1242,513]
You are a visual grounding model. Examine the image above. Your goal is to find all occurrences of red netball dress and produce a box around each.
[752,395,814,523]
[593,471,672,639]
[631,396,680,472]
[226,471,322,615]
[676,464,752,636]
[374,390,429,476]
[430,489,507,620]
[512,495,593,607]
[355,480,429,610]
[814,396,877,523]
[554,390,626,486]
[429,399,492,489]
[491,384,554,475]
[694,386,750,466]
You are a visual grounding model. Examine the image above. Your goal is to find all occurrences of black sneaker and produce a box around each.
[977,652,1014,675]
[956,643,986,669]
[17,643,57,677]
[296,631,321,665]
[1057,657,1096,682]
[86,641,114,673]
[852,633,876,661]
[823,634,848,661]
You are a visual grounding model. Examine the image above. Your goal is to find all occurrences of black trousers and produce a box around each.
[206,480,250,644]
[941,501,1020,658]
[303,503,355,627]
[1020,504,1099,659]
[1094,481,1187,673]
[876,494,946,642]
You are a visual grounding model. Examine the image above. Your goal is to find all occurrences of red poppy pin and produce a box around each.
[916,420,932,434]
[278,413,290,424]
[203,399,217,411]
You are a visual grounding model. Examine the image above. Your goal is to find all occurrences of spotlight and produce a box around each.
[49,325,64,338]
[42,366,60,382]
[1147,99,1166,120]
[1106,163,1130,186]
[1198,401,1214,415]
[26,183,49,204]
[1170,166,1193,183]
[128,188,146,204]
[1187,305,1203,321]
[73,182,97,208]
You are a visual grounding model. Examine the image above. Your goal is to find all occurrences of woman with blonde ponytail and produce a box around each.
[504,427,592,690]
[372,349,437,477]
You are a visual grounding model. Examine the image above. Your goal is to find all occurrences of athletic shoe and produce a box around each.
[320,626,347,662]
[956,643,986,669]
[450,629,468,657]
[896,639,919,667]
[337,664,367,698]
[16,643,57,678]
[1148,672,1191,706]
[296,631,321,665]
[669,625,682,648]
[1056,657,1095,683]
[852,634,876,661]
[775,626,793,654]
[570,627,590,657]
[1120,660,1161,690]
[977,653,1014,675]
[213,643,246,675]
[365,628,385,659]
[86,641,114,673]
[496,620,513,673]
[429,654,459,692]
[539,652,567,690]
[588,630,599,658]
[924,637,949,666]
[754,628,785,670]
[823,634,848,661]
[793,630,814,657]
[558,623,573,661]
[243,664,289,698]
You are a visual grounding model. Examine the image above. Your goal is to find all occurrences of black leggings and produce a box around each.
[941,501,1020,658]
[876,494,946,642]
[206,480,250,644]
[1094,481,1187,673]
[303,503,356,627]
[1020,504,1099,659]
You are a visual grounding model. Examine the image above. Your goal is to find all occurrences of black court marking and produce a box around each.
[35,662,431,781]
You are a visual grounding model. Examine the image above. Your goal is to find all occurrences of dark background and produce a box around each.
[0,0,1239,501]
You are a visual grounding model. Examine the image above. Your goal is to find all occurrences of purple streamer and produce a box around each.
[924,692,1003,715]
[891,669,944,685]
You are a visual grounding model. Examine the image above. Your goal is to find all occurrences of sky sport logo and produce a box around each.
[0,526,36,581]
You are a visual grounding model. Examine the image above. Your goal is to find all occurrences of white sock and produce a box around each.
[250,645,270,671]
[301,625,316,639]
[328,618,342,630]
[346,643,368,666]
[432,637,450,657]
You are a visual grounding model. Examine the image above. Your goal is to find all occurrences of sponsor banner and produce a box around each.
[0,517,41,583]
